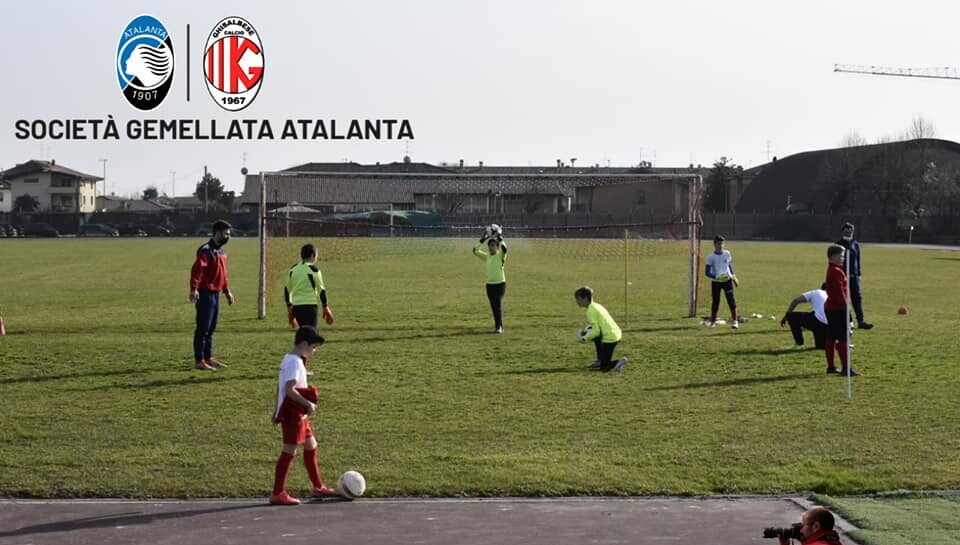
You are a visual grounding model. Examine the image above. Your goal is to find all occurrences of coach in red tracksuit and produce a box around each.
[189,220,234,371]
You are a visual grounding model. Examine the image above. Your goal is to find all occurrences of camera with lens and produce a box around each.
[762,523,802,539]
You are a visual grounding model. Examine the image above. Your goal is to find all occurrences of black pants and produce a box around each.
[594,337,620,371]
[485,282,506,328]
[292,305,319,329]
[825,309,850,341]
[786,311,827,348]
[850,276,865,323]
[710,280,736,317]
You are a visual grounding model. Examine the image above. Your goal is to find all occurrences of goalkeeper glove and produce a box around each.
[322,305,335,325]
[287,306,299,329]
[731,274,740,287]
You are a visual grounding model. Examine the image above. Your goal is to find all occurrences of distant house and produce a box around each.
[96,194,127,211]
[0,159,100,213]
[0,180,11,213]
[240,161,707,220]
[166,196,204,212]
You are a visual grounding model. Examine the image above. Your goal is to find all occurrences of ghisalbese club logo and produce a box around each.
[204,16,264,111]
[116,15,174,111]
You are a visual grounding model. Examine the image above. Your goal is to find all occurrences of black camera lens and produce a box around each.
[762,523,802,539]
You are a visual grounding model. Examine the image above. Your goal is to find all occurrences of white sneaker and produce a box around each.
[731,320,739,329]
[703,321,716,328]
[612,357,628,372]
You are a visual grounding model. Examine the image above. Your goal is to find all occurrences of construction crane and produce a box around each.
[834,64,960,80]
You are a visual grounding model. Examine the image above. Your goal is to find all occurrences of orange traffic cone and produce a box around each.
[0,316,6,336]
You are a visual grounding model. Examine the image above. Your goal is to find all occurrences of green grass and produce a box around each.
[0,238,958,499]
[818,493,960,545]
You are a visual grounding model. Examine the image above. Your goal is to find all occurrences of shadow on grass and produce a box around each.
[641,372,814,391]
[623,325,700,333]
[0,503,263,539]
[495,366,584,375]
[0,368,135,386]
[716,329,783,337]
[60,373,265,392]
[350,329,501,343]
[731,347,819,356]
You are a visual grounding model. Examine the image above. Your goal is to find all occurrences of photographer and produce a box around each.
[766,507,841,545]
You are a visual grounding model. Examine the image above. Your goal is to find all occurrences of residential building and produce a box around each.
[0,181,11,213]
[0,159,100,213]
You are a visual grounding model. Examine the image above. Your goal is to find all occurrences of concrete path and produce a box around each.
[0,496,859,545]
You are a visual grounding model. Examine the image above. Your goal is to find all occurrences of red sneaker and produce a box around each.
[312,485,338,498]
[194,359,215,371]
[206,357,228,368]
[269,491,301,505]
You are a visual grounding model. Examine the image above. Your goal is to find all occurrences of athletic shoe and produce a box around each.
[612,357,628,372]
[790,344,806,351]
[194,359,215,371]
[838,367,861,377]
[586,360,601,370]
[704,321,716,328]
[826,367,840,374]
[495,326,503,334]
[269,492,301,505]
[731,320,739,329]
[312,485,338,498]
[206,357,228,368]
[858,322,874,330]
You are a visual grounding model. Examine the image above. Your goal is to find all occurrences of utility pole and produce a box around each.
[98,158,108,198]
[203,165,208,213]
[170,171,176,199]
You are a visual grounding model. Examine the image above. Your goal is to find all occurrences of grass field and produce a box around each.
[0,237,958,499]
[820,493,960,545]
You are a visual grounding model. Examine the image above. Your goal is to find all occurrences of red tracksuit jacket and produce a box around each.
[190,239,230,293]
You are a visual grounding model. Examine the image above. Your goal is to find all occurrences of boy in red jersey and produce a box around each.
[189,219,234,371]
[824,244,860,376]
[269,326,338,505]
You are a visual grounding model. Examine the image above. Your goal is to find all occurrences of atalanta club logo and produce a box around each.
[116,15,174,111]
[204,16,264,111]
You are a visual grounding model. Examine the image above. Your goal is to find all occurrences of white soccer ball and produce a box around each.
[338,470,366,500]
[489,223,502,236]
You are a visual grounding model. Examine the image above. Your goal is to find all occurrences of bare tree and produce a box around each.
[904,115,936,141]
[841,131,867,148]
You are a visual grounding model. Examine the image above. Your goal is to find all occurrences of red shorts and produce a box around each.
[281,416,314,446]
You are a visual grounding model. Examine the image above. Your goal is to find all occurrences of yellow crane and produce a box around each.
[834,64,960,80]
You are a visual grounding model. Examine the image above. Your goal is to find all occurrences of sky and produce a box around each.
[3,0,960,199]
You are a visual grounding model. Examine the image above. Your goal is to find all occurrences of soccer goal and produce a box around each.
[256,170,703,321]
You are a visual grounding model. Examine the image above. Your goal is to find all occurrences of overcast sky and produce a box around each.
[3,0,959,198]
